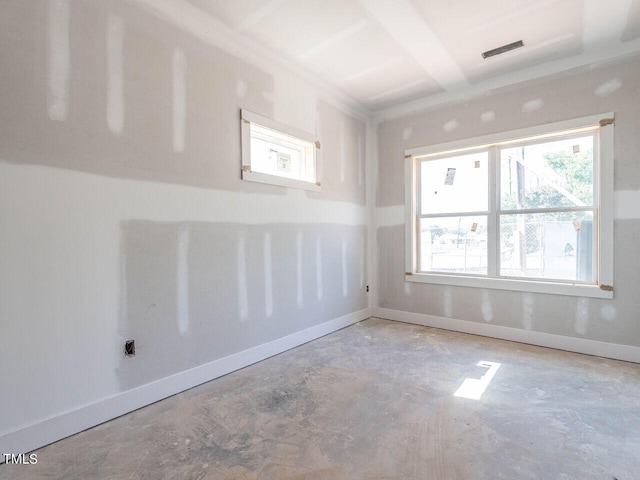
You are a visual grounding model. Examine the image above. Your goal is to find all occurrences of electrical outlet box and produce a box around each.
[124,340,135,356]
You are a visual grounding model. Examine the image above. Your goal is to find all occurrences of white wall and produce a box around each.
[0,0,371,454]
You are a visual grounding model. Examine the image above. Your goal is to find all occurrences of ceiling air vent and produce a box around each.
[482,40,524,59]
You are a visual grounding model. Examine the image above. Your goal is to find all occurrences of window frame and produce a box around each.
[404,113,614,299]
[241,109,321,191]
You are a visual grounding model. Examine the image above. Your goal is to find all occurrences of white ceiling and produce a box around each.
[147,0,640,113]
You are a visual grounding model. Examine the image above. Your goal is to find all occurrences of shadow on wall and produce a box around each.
[117,221,368,391]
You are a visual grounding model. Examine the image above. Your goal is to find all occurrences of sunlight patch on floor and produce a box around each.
[454,361,501,400]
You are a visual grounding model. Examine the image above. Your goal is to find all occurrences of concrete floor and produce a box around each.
[2,318,639,479]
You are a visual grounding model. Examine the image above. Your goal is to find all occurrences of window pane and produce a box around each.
[250,136,305,179]
[419,216,487,274]
[420,152,488,214]
[500,135,594,210]
[249,123,316,183]
[499,211,594,281]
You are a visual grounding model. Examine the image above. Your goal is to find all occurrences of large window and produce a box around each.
[241,110,321,191]
[405,114,614,298]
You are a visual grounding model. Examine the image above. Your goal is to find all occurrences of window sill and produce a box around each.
[241,170,321,192]
[405,272,613,299]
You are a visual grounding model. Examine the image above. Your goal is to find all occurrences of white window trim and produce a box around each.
[404,113,614,299]
[241,109,322,192]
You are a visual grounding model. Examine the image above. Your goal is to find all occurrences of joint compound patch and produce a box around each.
[594,78,622,97]
[443,119,458,133]
[480,110,495,123]
[522,98,544,113]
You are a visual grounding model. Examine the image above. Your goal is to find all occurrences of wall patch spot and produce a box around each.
[296,231,304,309]
[237,234,249,321]
[236,79,247,97]
[481,290,493,322]
[264,232,273,318]
[341,238,348,298]
[357,134,365,187]
[600,304,617,322]
[443,120,458,133]
[339,120,346,183]
[522,294,534,330]
[176,226,190,336]
[402,126,413,140]
[594,78,622,97]
[47,0,70,121]
[107,13,124,136]
[480,110,495,123]
[315,237,323,302]
[575,297,589,335]
[522,99,544,113]
[443,288,453,318]
[173,48,187,153]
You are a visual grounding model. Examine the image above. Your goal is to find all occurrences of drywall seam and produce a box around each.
[172,47,187,153]
[264,231,274,317]
[176,226,190,336]
[47,0,69,121]
[0,162,367,226]
[0,307,372,456]
[373,307,640,364]
[106,13,124,136]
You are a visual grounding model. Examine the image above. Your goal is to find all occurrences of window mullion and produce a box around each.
[500,206,595,215]
[415,159,422,273]
[417,211,489,219]
[487,146,499,276]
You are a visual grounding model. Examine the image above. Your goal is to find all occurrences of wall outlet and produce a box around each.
[124,340,135,356]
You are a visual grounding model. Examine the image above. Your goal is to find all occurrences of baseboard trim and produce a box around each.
[373,307,640,364]
[2,308,371,456]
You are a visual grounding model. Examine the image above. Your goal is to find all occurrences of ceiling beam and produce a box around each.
[236,0,290,32]
[373,38,640,120]
[300,19,369,60]
[357,0,469,92]
[583,0,634,47]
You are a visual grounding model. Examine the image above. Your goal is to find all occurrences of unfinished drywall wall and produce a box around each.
[0,0,276,193]
[0,0,368,453]
[375,53,640,348]
[119,221,366,390]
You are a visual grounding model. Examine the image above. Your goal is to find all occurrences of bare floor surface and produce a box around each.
[2,318,639,479]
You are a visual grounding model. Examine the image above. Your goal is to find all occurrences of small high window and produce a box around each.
[241,110,321,191]
[405,113,614,298]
